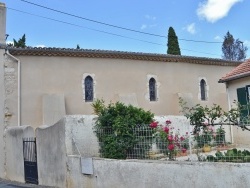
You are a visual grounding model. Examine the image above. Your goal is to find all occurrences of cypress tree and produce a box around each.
[167,27,181,55]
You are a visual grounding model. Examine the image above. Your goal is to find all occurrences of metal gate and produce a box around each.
[23,137,38,184]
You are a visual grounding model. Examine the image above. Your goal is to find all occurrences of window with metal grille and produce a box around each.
[200,79,206,101]
[149,78,157,101]
[84,76,93,102]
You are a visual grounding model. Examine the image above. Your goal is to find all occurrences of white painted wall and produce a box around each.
[5,126,34,182]
[64,115,99,157]
[36,119,67,188]
[1,115,245,187]
[35,115,100,187]
[66,156,250,188]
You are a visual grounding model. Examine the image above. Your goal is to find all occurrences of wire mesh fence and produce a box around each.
[95,124,250,163]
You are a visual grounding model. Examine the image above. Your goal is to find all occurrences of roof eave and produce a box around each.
[219,72,250,83]
[2,46,243,66]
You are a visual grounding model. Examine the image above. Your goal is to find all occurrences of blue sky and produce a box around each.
[2,0,249,59]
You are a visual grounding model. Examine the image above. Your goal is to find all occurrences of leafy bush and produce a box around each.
[207,148,250,163]
[215,127,226,146]
[92,99,154,159]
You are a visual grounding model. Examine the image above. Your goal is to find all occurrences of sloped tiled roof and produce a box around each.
[1,46,242,66]
[219,59,250,83]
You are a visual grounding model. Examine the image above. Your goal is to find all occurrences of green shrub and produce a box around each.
[92,99,154,159]
[207,148,250,163]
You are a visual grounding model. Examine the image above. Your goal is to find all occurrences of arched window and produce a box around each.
[200,79,206,101]
[84,76,93,102]
[149,78,157,101]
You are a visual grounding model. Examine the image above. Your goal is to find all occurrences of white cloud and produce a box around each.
[140,24,147,30]
[35,44,46,48]
[140,24,157,30]
[6,41,13,45]
[145,15,156,20]
[244,40,250,48]
[197,0,242,23]
[214,35,222,40]
[185,23,196,34]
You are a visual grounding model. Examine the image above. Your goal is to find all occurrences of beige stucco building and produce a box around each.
[1,2,249,184]
[0,3,242,129]
[1,48,242,128]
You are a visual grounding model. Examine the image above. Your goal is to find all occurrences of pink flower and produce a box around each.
[208,126,214,132]
[150,122,158,128]
[168,135,174,142]
[186,132,188,135]
[163,126,169,133]
[180,136,185,141]
[168,144,175,151]
[181,148,187,153]
[166,120,171,125]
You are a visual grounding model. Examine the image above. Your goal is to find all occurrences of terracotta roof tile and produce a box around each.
[1,46,242,66]
[219,59,250,82]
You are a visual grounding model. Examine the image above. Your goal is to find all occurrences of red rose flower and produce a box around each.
[168,144,175,151]
[180,136,185,141]
[150,122,158,128]
[168,135,174,141]
[163,126,169,133]
[166,120,172,125]
[181,148,187,153]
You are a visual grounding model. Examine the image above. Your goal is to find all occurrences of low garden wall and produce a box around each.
[66,156,250,188]
[2,115,250,188]
[5,125,34,182]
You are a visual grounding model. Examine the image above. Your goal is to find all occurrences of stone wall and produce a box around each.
[0,2,6,178]
[0,49,5,178]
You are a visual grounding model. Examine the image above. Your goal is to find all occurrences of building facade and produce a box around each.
[0,3,242,129]
[219,59,250,145]
[1,47,241,128]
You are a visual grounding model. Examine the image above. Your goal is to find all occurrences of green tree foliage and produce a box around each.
[92,99,154,159]
[167,27,181,55]
[76,44,80,49]
[222,31,247,61]
[13,34,26,48]
[179,97,250,131]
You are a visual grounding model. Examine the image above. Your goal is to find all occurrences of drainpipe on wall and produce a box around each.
[226,83,234,143]
[4,51,21,126]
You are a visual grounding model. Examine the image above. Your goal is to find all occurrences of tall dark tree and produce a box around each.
[167,27,181,55]
[13,34,26,48]
[222,31,247,61]
[76,44,80,49]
